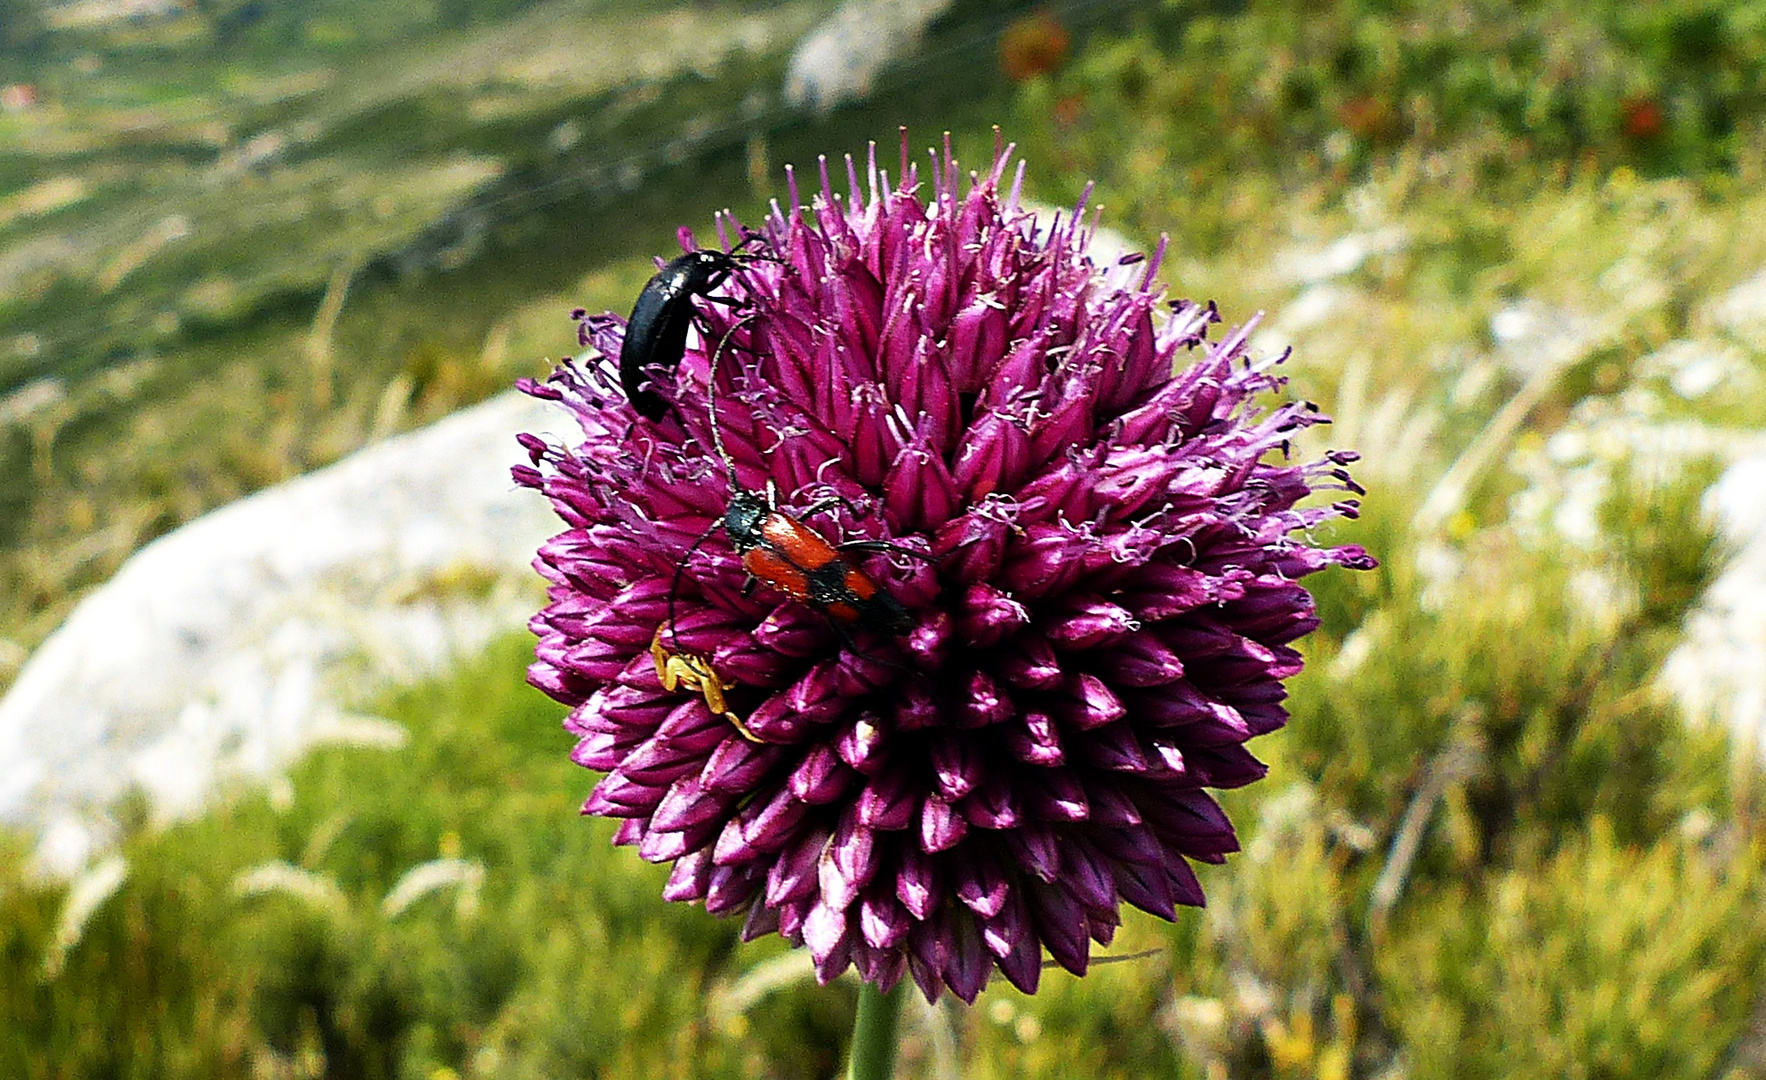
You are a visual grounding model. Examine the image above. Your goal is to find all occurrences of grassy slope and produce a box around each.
[0,0,1076,679]
[0,635,855,1080]
[1,0,828,666]
[7,0,1766,1077]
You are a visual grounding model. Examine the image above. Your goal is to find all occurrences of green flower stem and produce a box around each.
[847,979,906,1080]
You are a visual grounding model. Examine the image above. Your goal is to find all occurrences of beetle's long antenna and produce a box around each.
[677,313,755,655]
[707,314,755,489]
[667,516,727,654]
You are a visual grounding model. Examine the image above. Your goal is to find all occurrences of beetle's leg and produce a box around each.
[830,621,917,678]
[666,656,700,693]
[694,307,764,361]
[798,497,846,520]
[838,539,940,564]
[799,493,879,526]
[729,232,779,263]
[723,709,764,742]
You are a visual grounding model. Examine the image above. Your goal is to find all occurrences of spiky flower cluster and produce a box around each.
[514,138,1372,1002]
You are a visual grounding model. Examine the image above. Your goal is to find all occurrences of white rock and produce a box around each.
[1710,267,1766,347]
[0,377,65,425]
[1277,227,1407,286]
[1663,454,1766,755]
[1487,299,1604,377]
[1641,338,1757,401]
[0,390,564,876]
[784,0,954,114]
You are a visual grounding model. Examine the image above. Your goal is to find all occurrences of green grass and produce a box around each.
[2,471,1754,1078]
[0,0,1103,684]
[0,636,852,1080]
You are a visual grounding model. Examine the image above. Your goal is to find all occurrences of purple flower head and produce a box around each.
[514,135,1374,1003]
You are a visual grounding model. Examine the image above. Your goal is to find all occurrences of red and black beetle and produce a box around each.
[720,486,915,636]
[666,317,923,648]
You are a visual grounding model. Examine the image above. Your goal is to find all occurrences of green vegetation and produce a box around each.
[0,636,853,1080]
[0,0,1060,678]
[0,0,838,671]
[7,0,1766,1076]
[1014,0,1766,250]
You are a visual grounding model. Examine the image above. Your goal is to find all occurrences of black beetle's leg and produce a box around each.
[694,302,762,354]
[741,575,759,598]
[838,539,940,564]
[831,621,917,677]
[729,232,780,262]
[799,493,883,524]
[798,497,850,521]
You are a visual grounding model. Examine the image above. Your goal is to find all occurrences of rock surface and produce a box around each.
[784,0,954,113]
[1662,452,1766,756]
[0,391,560,876]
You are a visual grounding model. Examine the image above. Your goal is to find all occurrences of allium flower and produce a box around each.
[514,137,1373,1003]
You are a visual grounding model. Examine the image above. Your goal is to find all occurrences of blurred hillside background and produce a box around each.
[5,0,1766,1076]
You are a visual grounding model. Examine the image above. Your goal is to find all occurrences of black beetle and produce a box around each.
[621,243,763,421]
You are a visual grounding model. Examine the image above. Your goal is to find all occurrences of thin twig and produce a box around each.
[1368,733,1485,936]
[306,254,361,410]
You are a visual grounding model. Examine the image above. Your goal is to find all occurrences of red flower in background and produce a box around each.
[1622,95,1667,140]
